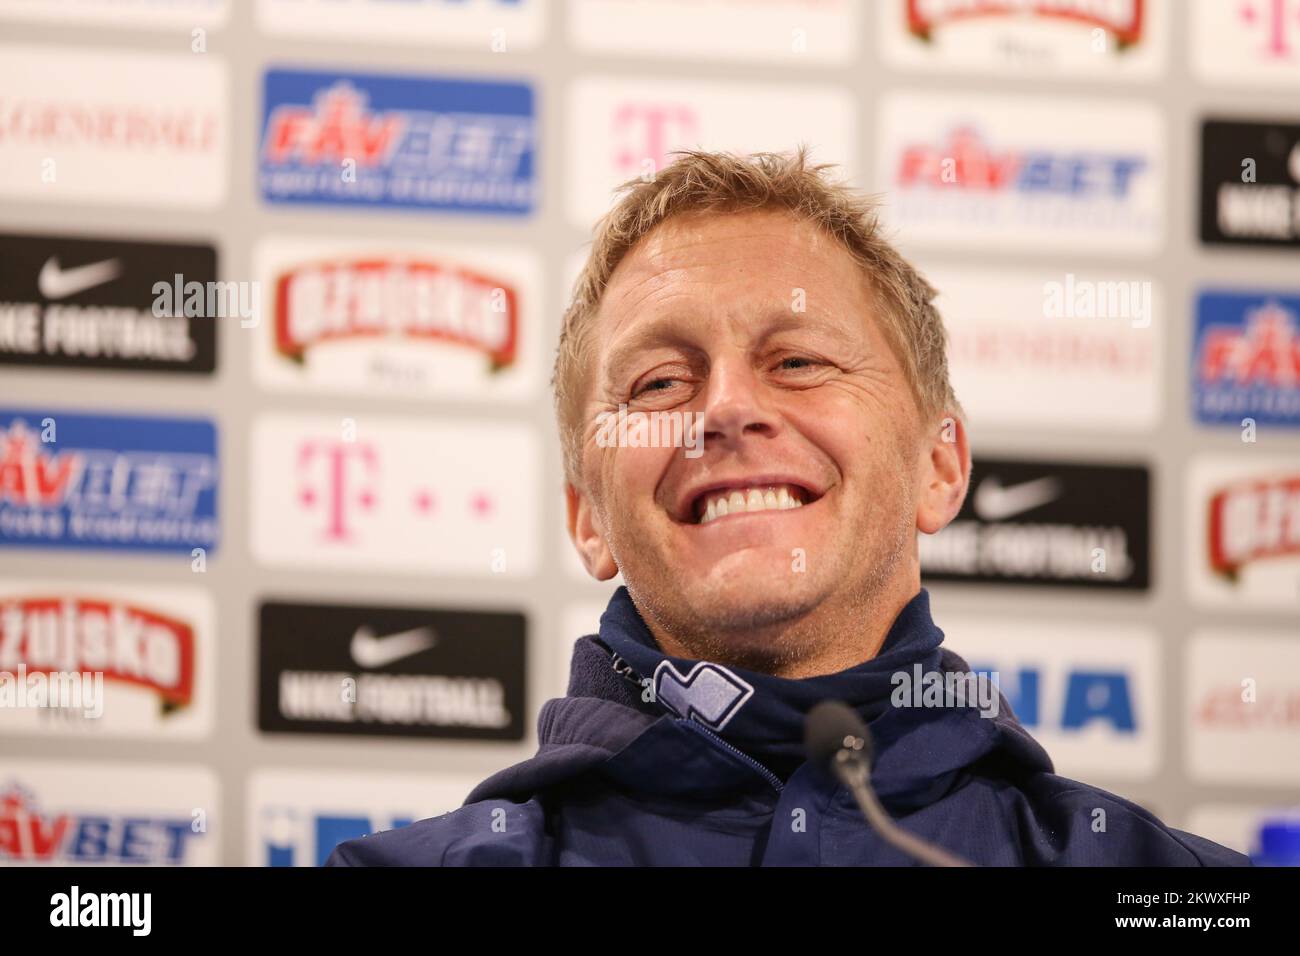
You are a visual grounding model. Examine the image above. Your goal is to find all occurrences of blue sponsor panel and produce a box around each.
[1192,290,1300,427]
[259,67,537,215]
[263,811,413,867]
[971,665,1137,734]
[0,408,218,555]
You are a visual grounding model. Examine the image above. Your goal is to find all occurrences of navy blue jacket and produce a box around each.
[327,587,1248,866]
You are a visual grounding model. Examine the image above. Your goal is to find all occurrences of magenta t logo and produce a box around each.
[612,103,699,175]
[295,439,378,541]
[1240,0,1298,59]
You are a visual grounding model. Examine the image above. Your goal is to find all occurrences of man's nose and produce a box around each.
[700,356,782,449]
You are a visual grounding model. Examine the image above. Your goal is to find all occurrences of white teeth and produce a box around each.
[696,484,809,524]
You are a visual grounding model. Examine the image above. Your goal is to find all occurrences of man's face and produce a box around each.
[570,208,936,663]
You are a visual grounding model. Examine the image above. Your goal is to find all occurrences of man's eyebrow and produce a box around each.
[599,305,864,386]
[600,317,698,386]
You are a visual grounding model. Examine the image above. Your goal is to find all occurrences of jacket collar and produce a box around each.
[467,586,1053,809]
[584,585,1052,806]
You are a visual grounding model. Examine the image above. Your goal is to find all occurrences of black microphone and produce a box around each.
[804,700,974,867]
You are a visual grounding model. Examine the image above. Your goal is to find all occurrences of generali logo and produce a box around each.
[905,0,1146,47]
[273,257,518,370]
[1195,682,1300,730]
[1187,632,1300,784]
[0,45,227,209]
[0,596,195,714]
[1207,474,1300,580]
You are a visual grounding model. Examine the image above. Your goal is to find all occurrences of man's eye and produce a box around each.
[634,377,679,396]
[777,356,818,371]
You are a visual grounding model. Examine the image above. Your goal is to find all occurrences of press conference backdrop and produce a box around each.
[0,0,1297,867]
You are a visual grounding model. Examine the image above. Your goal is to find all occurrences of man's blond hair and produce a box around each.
[553,145,961,485]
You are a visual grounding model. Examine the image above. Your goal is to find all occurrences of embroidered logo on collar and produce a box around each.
[608,651,641,687]
[653,660,754,731]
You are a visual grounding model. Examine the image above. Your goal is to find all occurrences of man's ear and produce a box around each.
[566,482,619,580]
[916,414,971,535]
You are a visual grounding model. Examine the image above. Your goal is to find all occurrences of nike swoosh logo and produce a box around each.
[973,475,1063,522]
[349,625,437,669]
[37,256,123,300]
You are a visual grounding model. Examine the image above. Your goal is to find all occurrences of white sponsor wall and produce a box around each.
[0,0,1297,865]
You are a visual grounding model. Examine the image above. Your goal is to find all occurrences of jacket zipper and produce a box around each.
[680,719,784,793]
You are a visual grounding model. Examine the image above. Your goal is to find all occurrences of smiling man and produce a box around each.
[328,148,1247,867]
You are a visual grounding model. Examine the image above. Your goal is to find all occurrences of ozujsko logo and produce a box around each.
[905,0,1145,47]
[0,597,195,714]
[273,258,518,370]
[1208,475,1300,579]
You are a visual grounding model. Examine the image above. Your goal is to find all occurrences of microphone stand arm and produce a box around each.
[834,751,974,868]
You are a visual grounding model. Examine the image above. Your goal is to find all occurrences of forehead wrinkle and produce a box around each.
[588,210,873,394]
[749,304,866,347]
[618,212,828,290]
[598,313,702,395]
[601,211,846,324]
[595,261,694,349]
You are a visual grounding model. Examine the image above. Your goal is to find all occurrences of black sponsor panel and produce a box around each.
[920,458,1150,590]
[1200,118,1300,248]
[258,601,526,741]
[0,232,217,373]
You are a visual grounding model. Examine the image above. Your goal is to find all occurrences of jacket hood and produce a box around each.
[468,586,1053,809]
